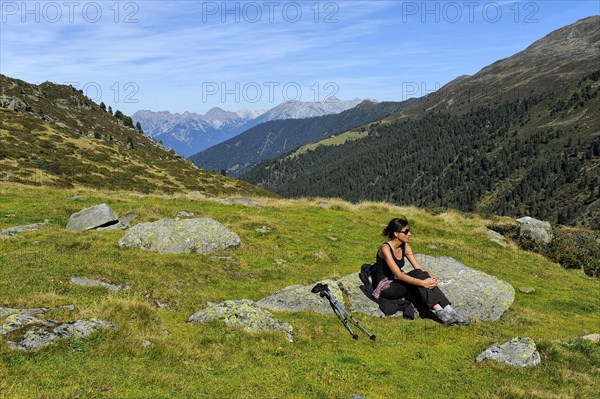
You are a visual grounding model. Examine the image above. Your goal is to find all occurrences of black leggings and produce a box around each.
[379,269,450,308]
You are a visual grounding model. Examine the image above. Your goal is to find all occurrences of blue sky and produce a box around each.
[1,1,598,115]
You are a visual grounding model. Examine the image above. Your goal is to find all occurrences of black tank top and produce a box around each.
[373,242,405,284]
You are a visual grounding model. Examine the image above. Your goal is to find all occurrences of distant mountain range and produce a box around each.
[132,98,363,157]
[189,100,408,176]
[242,16,600,229]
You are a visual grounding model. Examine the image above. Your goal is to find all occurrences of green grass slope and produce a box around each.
[1,183,598,399]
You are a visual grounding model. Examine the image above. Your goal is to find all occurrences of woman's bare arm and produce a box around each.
[380,245,425,286]
[404,244,437,285]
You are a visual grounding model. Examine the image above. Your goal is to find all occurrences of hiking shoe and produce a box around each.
[434,309,459,325]
[449,309,470,325]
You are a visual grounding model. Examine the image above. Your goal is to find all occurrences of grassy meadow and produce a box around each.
[0,183,598,399]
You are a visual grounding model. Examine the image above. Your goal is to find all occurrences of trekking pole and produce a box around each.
[335,303,376,340]
[326,290,358,339]
[311,283,376,341]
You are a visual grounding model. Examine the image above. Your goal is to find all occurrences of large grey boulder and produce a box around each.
[516,216,553,246]
[118,218,240,254]
[414,255,514,322]
[256,280,343,314]
[257,255,513,323]
[476,337,541,367]
[66,203,119,231]
[338,274,390,317]
[8,319,118,351]
[96,213,139,231]
[188,299,293,342]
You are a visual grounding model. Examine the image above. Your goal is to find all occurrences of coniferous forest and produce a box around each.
[242,72,600,229]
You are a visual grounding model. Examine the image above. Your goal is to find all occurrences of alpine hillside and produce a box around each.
[241,16,600,229]
[0,74,273,197]
[397,15,600,117]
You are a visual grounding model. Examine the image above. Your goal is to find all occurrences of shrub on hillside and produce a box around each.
[546,229,600,277]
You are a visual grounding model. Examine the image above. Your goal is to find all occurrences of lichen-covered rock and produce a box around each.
[256,280,343,314]
[580,333,600,344]
[8,319,118,351]
[53,319,116,338]
[70,277,126,292]
[0,230,16,239]
[414,255,514,322]
[488,229,508,247]
[1,314,58,335]
[66,203,119,231]
[0,305,74,318]
[519,287,536,294]
[176,211,195,218]
[118,218,240,254]
[516,216,553,246]
[188,299,293,342]
[256,226,272,233]
[0,222,48,238]
[212,198,264,207]
[233,198,263,207]
[475,337,541,367]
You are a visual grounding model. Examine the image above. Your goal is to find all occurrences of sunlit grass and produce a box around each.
[0,182,598,398]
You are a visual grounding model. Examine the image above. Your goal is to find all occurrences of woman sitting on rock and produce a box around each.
[370,217,469,325]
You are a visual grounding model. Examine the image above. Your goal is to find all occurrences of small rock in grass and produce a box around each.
[476,337,541,367]
[519,287,536,294]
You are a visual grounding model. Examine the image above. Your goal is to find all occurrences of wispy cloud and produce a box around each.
[1,0,596,113]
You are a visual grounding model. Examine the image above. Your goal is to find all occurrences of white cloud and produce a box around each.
[1,0,596,113]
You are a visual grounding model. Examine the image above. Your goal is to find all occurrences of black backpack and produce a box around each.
[359,263,375,287]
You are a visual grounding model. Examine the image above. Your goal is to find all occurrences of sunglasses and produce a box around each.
[399,228,410,235]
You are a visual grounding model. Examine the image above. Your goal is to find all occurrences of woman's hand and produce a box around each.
[421,277,437,289]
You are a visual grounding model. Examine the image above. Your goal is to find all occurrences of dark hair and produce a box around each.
[382,217,408,239]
